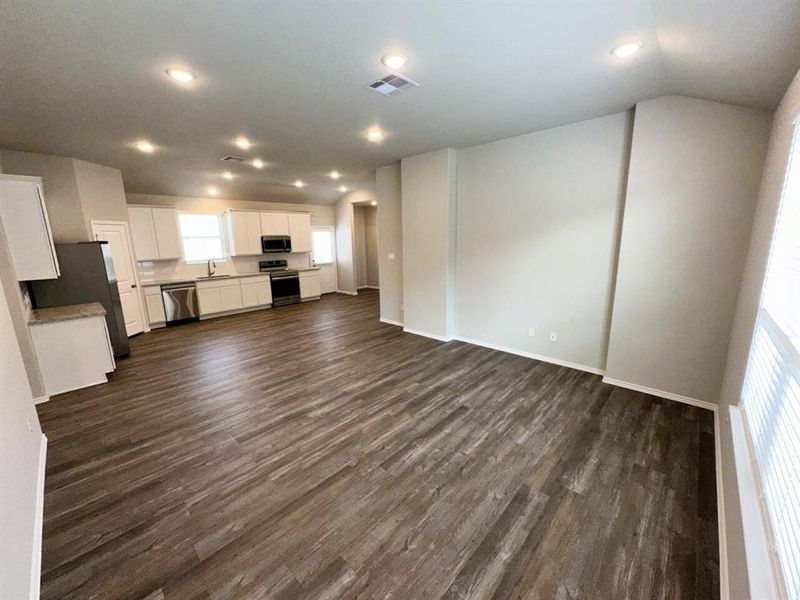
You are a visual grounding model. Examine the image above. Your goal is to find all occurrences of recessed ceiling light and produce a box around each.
[339,185,348,193]
[611,41,644,59]
[382,54,407,70]
[222,171,233,180]
[208,186,218,196]
[134,140,155,153]
[234,136,251,150]
[370,200,378,206]
[329,170,340,180]
[251,158,265,169]
[366,128,384,143]
[165,67,196,83]
[294,180,305,188]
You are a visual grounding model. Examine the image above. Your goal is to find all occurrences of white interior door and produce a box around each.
[91,221,145,336]
[311,226,338,294]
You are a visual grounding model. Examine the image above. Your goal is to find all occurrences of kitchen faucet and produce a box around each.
[207,258,216,277]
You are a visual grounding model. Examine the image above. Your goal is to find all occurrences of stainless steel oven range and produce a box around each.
[259,259,300,306]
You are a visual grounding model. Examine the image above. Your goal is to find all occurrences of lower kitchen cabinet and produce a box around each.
[197,276,271,317]
[143,285,166,327]
[241,275,271,308]
[299,270,321,301]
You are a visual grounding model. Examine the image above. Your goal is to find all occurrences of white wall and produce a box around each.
[401,148,457,340]
[604,96,772,403]
[74,159,129,238]
[364,206,379,288]
[0,243,46,600]
[376,163,403,323]
[353,205,367,288]
[334,189,376,295]
[718,69,800,599]
[456,112,632,371]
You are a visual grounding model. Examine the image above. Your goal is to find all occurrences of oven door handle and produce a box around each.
[271,274,299,281]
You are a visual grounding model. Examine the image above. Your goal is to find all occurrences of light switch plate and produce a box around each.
[528,327,535,337]
[388,253,396,260]
[550,332,557,342]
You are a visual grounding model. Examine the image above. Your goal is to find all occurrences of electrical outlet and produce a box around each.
[550,332,557,342]
[388,253,396,261]
[528,327,535,338]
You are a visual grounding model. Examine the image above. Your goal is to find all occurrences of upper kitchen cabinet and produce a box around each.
[0,175,60,280]
[288,213,311,253]
[226,210,262,256]
[260,212,289,236]
[128,206,182,261]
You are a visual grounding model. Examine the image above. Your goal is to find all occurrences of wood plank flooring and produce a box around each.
[37,290,719,600]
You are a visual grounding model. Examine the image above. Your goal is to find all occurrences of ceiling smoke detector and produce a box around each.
[368,73,419,97]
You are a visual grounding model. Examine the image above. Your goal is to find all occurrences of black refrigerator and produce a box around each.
[28,242,130,357]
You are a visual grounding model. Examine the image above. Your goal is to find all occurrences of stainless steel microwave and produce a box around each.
[261,235,291,253]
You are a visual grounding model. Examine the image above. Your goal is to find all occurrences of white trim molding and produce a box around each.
[454,335,605,375]
[30,433,47,600]
[380,318,404,327]
[32,396,49,405]
[601,377,718,412]
[714,410,730,600]
[403,327,453,342]
[336,290,358,296]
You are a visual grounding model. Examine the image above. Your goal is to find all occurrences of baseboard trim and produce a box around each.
[359,286,380,290]
[33,396,49,405]
[30,433,47,600]
[402,327,453,342]
[380,318,404,327]
[453,336,605,376]
[600,377,718,412]
[336,290,358,296]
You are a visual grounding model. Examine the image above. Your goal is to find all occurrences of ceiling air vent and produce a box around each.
[220,155,248,163]
[368,73,419,97]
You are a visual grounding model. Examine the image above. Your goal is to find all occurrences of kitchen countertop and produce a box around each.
[141,269,320,286]
[29,302,106,325]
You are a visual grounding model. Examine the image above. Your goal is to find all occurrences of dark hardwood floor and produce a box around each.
[37,290,719,600]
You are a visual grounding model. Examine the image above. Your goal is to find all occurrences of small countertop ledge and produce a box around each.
[29,302,106,325]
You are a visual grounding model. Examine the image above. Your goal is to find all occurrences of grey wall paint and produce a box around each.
[353,205,367,289]
[0,251,44,600]
[364,206,379,288]
[74,159,129,236]
[456,112,632,370]
[0,150,87,242]
[605,96,772,403]
[717,69,800,599]
[333,189,375,294]
[376,163,403,323]
[401,148,456,339]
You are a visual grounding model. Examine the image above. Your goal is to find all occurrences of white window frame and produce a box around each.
[177,211,227,264]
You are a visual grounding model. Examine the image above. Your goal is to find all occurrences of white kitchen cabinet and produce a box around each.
[241,275,271,308]
[29,315,115,396]
[0,175,60,281]
[196,277,244,316]
[143,285,166,327]
[127,206,182,261]
[151,208,182,259]
[260,212,289,236]
[299,270,321,301]
[288,212,312,253]
[226,210,262,256]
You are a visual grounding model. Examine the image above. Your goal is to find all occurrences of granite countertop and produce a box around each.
[29,302,106,325]
[141,270,319,286]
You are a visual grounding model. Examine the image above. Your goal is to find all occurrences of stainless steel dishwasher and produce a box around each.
[161,282,199,323]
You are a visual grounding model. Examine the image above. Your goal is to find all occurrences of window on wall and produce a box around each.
[178,213,226,263]
[311,228,335,265]
[741,120,800,599]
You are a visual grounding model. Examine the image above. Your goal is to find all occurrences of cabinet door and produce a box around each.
[260,212,289,235]
[0,177,60,280]
[197,287,221,315]
[299,272,321,299]
[127,207,159,260]
[241,282,260,308]
[152,208,182,259]
[227,211,249,256]
[288,213,311,253]
[246,211,262,255]
[259,281,272,305]
[218,283,243,312]
[144,290,166,324]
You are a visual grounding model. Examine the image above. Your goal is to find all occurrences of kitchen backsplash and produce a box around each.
[137,252,312,283]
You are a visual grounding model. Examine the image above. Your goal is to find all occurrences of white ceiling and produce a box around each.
[1,1,798,205]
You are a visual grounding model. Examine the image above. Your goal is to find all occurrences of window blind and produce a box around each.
[741,120,800,599]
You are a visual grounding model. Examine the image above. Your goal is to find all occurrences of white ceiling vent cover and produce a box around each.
[368,73,419,97]
[220,155,248,162]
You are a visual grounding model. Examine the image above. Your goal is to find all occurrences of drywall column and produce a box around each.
[718,69,800,599]
[334,188,376,295]
[364,206,379,288]
[376,163,403,324]
[401,148,457,340]
[604,96,772,404]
